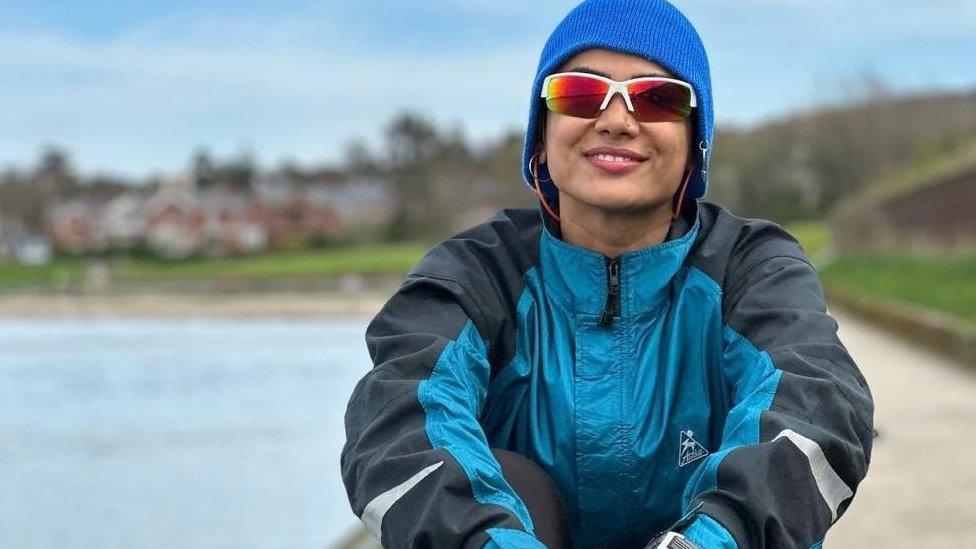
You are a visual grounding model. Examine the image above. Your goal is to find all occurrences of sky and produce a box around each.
[1,0,974,178]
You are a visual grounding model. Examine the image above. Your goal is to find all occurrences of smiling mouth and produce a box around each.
[584,153,644,174]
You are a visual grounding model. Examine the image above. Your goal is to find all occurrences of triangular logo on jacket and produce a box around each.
[678,429,709,467]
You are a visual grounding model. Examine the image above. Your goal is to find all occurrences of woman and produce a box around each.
[341,1,874,547]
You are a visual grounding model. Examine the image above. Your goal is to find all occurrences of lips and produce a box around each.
[583,146,647,174]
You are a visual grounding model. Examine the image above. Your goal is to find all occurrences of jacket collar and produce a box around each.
[538,200,700,317]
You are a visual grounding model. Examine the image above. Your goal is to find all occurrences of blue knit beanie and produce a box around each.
[521,0,713,202]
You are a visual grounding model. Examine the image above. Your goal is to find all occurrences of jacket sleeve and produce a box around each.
[340,272,545,549]
[679,229,875,548]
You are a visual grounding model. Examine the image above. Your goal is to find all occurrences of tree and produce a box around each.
[343,139,380,176]
[385,112,442,240]
[192,148,216,188]
[223,149,256,192]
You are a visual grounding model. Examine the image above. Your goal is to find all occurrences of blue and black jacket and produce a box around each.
[341,200,874,548]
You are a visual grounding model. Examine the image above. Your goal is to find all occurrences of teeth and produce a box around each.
[594,153,635,162]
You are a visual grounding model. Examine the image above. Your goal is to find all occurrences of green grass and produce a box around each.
[108,243,428,282]
[0,243,429,290]
[821,254,976,325]
[0,257,88,290]
[786,221,831,259]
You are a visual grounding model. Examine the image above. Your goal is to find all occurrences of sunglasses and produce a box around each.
[540,72,697,123]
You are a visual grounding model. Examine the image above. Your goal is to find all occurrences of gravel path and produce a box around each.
[827,309,976,546]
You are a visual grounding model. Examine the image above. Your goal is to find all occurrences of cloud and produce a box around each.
[0,10,541,176]
[1,1,973,176]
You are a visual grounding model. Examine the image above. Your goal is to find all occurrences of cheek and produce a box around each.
[681,123,693,159]
[657,126,692,167]
[545,118,587,157]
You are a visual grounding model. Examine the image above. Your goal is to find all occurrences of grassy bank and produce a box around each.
[0,257,89,291]
[784,221,976,326]
[109,243,427,281]
[820,254,976,325]
[786,221,830,260]
[0,243,428,291]
[8,231,973,329]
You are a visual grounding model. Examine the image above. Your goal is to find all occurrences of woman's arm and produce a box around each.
[679,229,875,548]
[341,272,546,549]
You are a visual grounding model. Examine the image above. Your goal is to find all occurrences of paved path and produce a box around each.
[827,310,976,546]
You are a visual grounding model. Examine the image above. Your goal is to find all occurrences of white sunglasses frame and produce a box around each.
[540,72,698,118]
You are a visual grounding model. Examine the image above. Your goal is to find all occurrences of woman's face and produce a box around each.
[539,48,693,216]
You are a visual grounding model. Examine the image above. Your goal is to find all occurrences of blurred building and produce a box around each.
[102,194,148,250]
[0,215,7,260]
[199,189,268,257]
[31,170,393,260]
[1,214,52,264]
[144,177,206,259]
[48,199,103,254]
[14,236,53,265]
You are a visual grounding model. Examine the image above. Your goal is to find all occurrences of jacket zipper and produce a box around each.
[598,256,620,328]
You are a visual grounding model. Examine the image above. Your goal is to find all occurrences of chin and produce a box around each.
[580,193,664,215]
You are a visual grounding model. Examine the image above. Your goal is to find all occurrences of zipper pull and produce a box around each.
[699,140,710,181]
[598,256,620,328]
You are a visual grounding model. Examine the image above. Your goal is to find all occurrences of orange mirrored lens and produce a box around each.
[545,74,608,118]
[628,79,692,121]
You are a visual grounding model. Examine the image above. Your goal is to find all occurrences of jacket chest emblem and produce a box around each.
[678,429,709,467]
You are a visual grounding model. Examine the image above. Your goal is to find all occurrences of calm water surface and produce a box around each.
[0,317,374,548]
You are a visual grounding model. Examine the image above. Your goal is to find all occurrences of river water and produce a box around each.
[0,317,373,548]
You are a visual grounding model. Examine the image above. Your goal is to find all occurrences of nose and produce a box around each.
[595,91,638,136]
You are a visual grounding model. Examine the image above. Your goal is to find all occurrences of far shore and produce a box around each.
[0,291,390,319]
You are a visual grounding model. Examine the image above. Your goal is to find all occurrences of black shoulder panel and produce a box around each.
[408,207,543,377]
[688,201,807,299]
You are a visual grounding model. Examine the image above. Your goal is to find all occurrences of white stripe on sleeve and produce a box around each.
[361,460,444,541]
[774,429,853,522]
